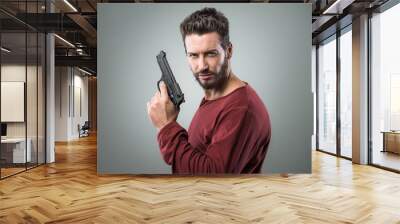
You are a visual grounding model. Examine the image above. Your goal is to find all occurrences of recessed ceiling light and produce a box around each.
[54,34,75,48]
[1,47,11,53]
[78,67,93,76]
[322,0,354,15]
[63,0,78,12]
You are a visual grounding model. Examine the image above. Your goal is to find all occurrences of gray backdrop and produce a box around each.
[98,3,312,174]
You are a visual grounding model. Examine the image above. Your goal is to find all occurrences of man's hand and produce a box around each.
[147,81,179,131]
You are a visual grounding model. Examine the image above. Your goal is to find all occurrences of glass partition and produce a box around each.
[0,1,46,179]
[1,31,28,177]
[38,32,45,165]
[27,30,38,169]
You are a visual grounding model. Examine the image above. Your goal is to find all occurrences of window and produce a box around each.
[340,27,352,158]
[318,35,337,154]
[371,2,400,171]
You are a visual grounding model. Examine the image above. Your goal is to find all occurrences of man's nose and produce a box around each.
[197,56,209,72]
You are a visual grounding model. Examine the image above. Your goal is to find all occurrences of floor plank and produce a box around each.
[0,134,400,223]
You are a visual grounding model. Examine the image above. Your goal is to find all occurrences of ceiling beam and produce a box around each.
[55,55,96,69]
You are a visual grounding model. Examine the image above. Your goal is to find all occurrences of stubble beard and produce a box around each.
[193,58,230,91]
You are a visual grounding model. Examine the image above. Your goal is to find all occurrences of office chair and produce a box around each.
[79,121,90,138]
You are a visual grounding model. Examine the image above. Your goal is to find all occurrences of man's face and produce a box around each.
[184,32,231,90]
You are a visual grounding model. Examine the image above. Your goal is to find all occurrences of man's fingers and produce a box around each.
[152,94,158,103]
[159,81,168,100]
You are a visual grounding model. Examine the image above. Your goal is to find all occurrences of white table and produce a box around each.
[1,138,31,163]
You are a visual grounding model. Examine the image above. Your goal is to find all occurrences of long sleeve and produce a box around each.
[157,107,251,174]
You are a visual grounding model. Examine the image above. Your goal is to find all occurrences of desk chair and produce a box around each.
[78,121,90,138]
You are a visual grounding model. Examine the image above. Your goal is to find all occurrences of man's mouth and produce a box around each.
[198,73,213,81]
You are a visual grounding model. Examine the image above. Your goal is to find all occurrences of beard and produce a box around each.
[193,58,229,90]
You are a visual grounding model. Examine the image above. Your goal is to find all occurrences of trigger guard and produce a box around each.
[157,80,162,92]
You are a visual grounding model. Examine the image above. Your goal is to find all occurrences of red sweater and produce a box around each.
[157,84,271,174]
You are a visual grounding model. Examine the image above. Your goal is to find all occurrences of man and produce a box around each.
[147,7,271,174]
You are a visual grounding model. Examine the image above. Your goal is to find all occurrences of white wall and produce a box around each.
[1,66,26,138]
[55,66,70,141]
[70,72,89,138]
[1,65,41,137]
[55,67,89,141]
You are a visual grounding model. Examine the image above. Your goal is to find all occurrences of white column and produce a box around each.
[46,1,55,163]
[352,14,369,164]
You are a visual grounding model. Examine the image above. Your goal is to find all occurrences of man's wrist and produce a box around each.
[157,120,175,132]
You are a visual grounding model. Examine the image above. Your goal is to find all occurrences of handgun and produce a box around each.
[156,50,185,109]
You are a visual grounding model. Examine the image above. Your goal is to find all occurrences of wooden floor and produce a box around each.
[373,151,400,171]
[0,167,26,178]
[1,134,400,223]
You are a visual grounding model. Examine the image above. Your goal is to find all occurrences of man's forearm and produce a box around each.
[157,121,227,174]
[157,121,186,165]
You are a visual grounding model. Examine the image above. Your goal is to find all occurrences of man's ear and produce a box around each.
[226,43,233,59]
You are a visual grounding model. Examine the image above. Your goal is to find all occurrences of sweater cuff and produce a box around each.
[157,121,184,147]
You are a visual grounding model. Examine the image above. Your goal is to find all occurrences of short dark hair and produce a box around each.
[180,7,230,50]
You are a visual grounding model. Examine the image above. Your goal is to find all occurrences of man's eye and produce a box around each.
[189,54,198,58]
[207,52,218,57]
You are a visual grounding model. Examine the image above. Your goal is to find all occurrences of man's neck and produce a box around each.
[204,73,245,101]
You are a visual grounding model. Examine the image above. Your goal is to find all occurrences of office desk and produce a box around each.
[1,138,31,163]
[381,131,400,154]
